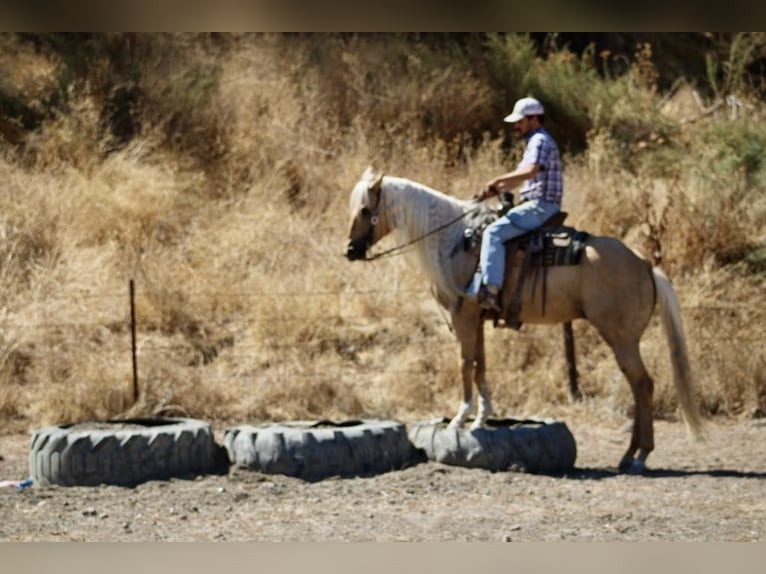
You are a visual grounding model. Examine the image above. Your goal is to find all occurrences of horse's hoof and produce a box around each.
[619,458,647,475]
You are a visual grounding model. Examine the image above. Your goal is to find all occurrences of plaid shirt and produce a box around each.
[518,127,563,205]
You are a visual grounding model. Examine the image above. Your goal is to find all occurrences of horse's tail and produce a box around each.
[652,267,705,438]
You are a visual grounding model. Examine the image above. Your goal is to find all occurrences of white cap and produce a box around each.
[504,97,544,123]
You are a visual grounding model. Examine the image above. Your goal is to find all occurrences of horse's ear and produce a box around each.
[367,172,383,195]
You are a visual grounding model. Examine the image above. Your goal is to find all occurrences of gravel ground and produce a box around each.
[1,416,765,542]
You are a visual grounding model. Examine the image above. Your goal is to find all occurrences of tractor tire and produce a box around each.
[408,417,577,474]
[223,419,415,481]
[29,417,225,487]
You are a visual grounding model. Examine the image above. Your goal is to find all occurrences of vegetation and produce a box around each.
[1,33,764,432]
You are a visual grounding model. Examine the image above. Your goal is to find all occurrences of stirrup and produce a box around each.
[478,286,501,312]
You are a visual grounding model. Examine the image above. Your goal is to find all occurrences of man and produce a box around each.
[466,96,564,311]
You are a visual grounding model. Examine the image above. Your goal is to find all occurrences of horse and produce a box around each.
[345,167,704,473]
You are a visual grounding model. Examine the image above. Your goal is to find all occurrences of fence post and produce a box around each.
[563,321,581,401]
[130,279,139,402]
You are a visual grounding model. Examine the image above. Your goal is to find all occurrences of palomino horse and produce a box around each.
[346,167,703,473]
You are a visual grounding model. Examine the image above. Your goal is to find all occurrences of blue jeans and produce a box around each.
[471,199,561,292]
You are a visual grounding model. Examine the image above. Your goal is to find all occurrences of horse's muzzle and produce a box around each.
[346,240,367,261]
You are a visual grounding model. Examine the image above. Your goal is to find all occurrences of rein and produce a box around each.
[363,204,481,261]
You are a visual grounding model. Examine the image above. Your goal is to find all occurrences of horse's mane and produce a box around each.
[380,176,470,302]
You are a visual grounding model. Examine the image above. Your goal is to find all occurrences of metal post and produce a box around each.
[130,279,139,402]
[563,321,581,400]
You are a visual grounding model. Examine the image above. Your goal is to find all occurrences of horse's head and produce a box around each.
[346,167,389,261]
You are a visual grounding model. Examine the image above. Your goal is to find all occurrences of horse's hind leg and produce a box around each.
[612,343,655,473]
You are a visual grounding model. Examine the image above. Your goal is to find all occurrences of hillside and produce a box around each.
[0,32,764,432]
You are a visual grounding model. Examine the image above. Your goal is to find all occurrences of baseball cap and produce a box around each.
[504,97,544,123]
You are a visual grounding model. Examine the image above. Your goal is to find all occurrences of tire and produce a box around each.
[223,419,415,481]
[408,417,577,474]
[29,417,226,487]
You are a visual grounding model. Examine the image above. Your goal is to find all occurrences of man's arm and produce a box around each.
[475,163,540,201]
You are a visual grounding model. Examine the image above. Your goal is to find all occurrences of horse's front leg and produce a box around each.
[471,320,492,430]
[447,305,489,429]
[447,334,474,429]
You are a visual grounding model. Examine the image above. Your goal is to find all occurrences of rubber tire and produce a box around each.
[223,419,415,481]
[408,417,577,474]
[29,417,225,487]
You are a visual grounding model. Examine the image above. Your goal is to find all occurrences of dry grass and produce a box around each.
[0,34,764,433]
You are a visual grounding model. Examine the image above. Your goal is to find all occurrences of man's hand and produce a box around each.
[472,184,499,202]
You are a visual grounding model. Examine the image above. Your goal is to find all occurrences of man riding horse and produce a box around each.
[466,96,564,313]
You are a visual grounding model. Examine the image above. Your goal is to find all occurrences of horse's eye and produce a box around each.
[361,207,371,218]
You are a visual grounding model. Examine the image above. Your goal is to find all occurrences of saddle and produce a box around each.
[460,204,590,330]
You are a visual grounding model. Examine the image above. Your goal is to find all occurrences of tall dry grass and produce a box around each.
[0,33,764,433]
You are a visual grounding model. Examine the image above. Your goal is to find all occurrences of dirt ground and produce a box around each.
[1,415,765,542]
